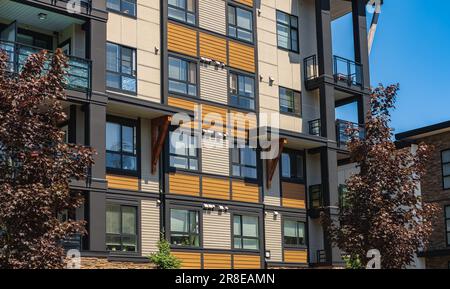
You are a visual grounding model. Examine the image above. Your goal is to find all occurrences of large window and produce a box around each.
[169,130,198,171]
[106,118,137,174]
[168,0,196,25]
[229,72,255,110]
[232,147,257,179]
[279,87,301,115]
[228,5,253,43]
[446,206,450,246]
[107,0,137,16]
[281,151,304,182]
[233,215,259,250]
[170,209,200,247]
[276,10,298,52]
[106,204,138,252]
[168,56,197,97]
[107,43,137,93]
[442,150,450,189]
[283,220,305,247]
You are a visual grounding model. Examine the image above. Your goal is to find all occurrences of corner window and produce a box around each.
[233,215,259,250]
[107,0,137,16]
[106,118,137,174]
[445,206,450,246]
[281,151,304,182]
[169,129,198,171]
[106,204,137,252]
[106,43,137,93]
[228,5,253,43]
[168,0,196,25]
[229,72,255,110]
[168,56,197,97]
[280,87,301,115]
[232,146,257,179]
[284,220,305,247]
[276,10,298,52]
[442,150,450,189]
[170,209,200,247]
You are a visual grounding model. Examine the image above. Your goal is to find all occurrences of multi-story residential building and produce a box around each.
[397,121,450,269]
[0,0,372,269]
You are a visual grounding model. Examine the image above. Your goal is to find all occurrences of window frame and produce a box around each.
[280,149,305,184]
[106,0,137,18]
[279,86,302,117]
[232,213,260,251]
[105,202,139,254]
[168,126,200,172]
[168,54,199,99]
[227,4,254,44]
[168,207,201,248]
[106,116,139,177]
[276,10,299,53]
[229,70,256,111]
[445,205,450,247]
[168,0,197,26]
[283,219,307,249]
[231,145,258,181]
[106,42,137,94]
[441,150,450,190]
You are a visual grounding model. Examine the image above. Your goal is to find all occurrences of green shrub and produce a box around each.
[149,237,181,269]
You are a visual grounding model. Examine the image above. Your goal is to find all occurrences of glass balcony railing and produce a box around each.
[0,40,91,92]
[336,119,365,147]
[333,56,363,87]
[309,119,321,136]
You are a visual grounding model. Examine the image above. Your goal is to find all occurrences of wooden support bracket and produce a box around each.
[151,115,172,175]
[266,138,287,188]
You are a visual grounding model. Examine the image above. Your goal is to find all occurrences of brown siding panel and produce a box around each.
[169,173,200,197]
[172,252,202,269]
[199,33,227,63]
[234,0,254,7]
[284,250,308,264]
[228,41,255,73]
[233,255,261,269]
[202,177,230,200]
[204,253,232,269]
[106,175,139,191]
[232,181,259,203]
[168,96,197,112]
[167,22,198,57]
[282,182,306,209]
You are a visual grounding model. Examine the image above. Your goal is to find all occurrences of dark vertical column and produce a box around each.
[315,0,333,77]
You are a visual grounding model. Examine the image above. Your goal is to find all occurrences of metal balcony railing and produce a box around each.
[308,119,321,136]
[0,40,92,92]
[336,119,365,147]
[316,250,327,264]
[61,233,82,251]
[333,56,363,87]
[304,55,318,81]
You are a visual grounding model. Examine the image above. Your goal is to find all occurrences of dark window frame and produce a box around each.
[445,205,450,247]
[17,28,53,50]
[106,42,137,94]
[280,149,305,184]
[441,150,450,190]
[106,116,139,176]
[233,214,260,251]
[231,145,258,181]
[168,54,198,98]
[227,4,254,44]
[279,86,302,116]
[169,126,200,172]
[283,219,307,249]
[169,208,201,248]
[168,0,197,26]
[276,10,299,53]
[106,0,137,17]
[105,203,139,253]
[229,70,256,111]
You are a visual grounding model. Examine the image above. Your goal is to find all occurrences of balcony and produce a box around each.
[308,119,321,137]
[22,0,94,16]
[61,233,82,251]
[336,119,365,147]
[308,184,324,218]
[303,55,363,90]
[0,40,91,92]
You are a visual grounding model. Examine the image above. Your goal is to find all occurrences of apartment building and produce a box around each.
[0,0,371,269]
[397,121,450,269]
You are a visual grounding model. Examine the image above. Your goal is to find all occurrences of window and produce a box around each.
[232,147,257,179]
[106,204,137,252]
[228,5,253,43]
[168,56,197,97]
[442,150,450,189]
[446,206,450,246]
[17,29,53,50]
[284,220,306,247]
[233,215,259,250]
[281,151,304,182]
[280,87,301,115]
[107,0,137,16]
[170,209,200,247]
[106,43,137,93]
[168,0,196,25]
[106,118,137,173]
[339,184,349,209]
[229,72,255,110]
[169,129,198,171]
[309,185,323,209]
[276,10,298,52]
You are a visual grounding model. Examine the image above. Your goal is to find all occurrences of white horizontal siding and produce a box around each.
[265,211,282,262]
[203,210,231,249]
[202,138,230,176]
[200,63,228,105]
[141,200,160,256]
[199,0,227,35]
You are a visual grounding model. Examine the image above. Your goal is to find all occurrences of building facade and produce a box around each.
[0,0,371,269]
[397,122,450,269]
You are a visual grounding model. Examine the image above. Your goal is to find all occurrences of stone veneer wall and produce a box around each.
[81,258,155,269]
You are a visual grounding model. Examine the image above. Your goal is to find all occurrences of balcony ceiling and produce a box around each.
[0,0,84,32]
[331,0,352,20]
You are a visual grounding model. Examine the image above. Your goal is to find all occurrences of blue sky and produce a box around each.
[333,1,450,134]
